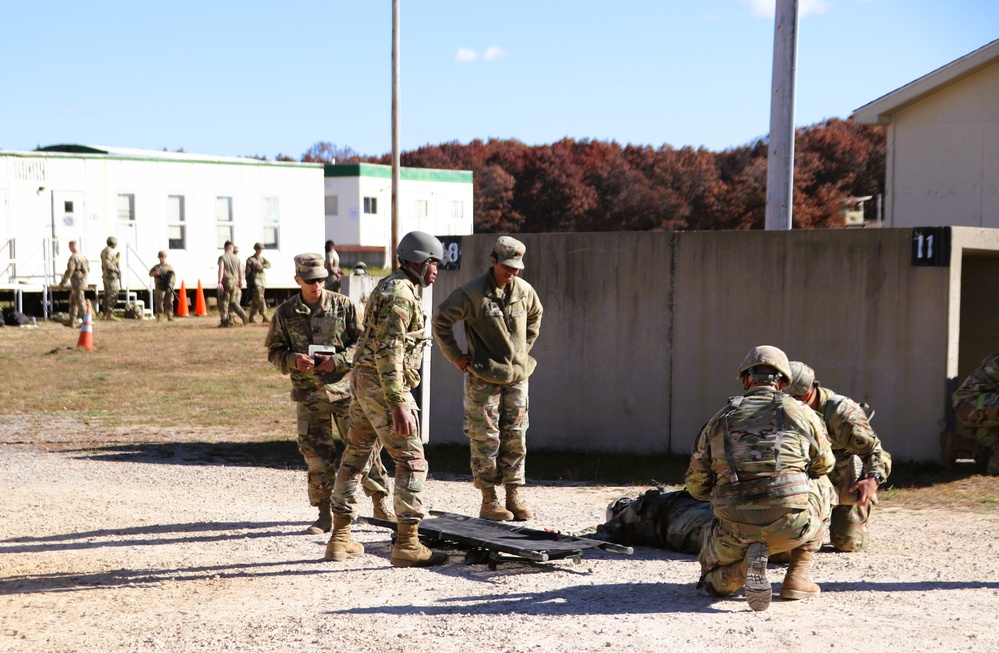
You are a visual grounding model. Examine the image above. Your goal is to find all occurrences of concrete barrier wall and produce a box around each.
[426,228,989,462]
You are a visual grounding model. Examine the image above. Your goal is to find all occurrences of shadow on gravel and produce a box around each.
[325,578,999,617]
[67,441,303,470]
[0,521,300,554]
[0,559,350,596]
[62,442,691,487]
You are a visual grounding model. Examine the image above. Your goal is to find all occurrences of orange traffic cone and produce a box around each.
[176,281,190,317]
[77,310,94,351]
[194,280,208,317]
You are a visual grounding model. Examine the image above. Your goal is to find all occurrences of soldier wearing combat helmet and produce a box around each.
[100,236,121,321]
[327,231,449,568]
[786,361,892,552]
[686,345,835,611]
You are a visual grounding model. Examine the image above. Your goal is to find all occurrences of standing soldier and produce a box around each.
[245,242,271,324]
[786,361,892,552]
[686,346,835,611]
[266,253,394,535]
[100,237,121,321]
[58,240,90,327]
[432,236,544,521]
[216,241,248,327]
[324,240,342,293]
[148,251,176,321]
[952,352,999,476]
[326,231,448,568]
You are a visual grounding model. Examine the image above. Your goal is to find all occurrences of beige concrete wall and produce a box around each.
[426,228,998,462]
[429,232,675,451]
[889,63,999,228]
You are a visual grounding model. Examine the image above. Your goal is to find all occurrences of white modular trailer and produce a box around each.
[0,145,325,291]
[323,163,473,267]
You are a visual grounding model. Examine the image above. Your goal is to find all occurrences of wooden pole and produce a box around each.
[765,0,799,231]
[391,0,401,269]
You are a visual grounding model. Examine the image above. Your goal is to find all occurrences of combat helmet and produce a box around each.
[736,345,792,382]
[397,231,444,287]
[786,361,816,398]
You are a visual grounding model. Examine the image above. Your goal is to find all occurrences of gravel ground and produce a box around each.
[2,420,999,653]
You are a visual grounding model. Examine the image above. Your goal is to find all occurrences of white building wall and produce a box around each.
[0,149,324,290]
[889,63,999,228]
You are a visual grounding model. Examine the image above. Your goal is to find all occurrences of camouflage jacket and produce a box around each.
[813,385,892,481]
[245,254,270,287]
[100,246,119,279]
[265,290,361,403]
[953,352,999,408]
[686,386,834,509]
[148,263,176,291]
[60,252,89,285]
[432,268,543,384]
[218,252,241,284]
[354,271,429,407]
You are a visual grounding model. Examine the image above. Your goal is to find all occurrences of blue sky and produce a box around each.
[2,0,996,159]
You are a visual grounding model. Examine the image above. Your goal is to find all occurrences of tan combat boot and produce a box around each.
[779,548,821,600]
[479,486,514,521]
[371,492,397,522]
[743,542,772,611]
[324,514,364,561]
[390,522,448,567]
[306,499,333,535]
[505,484,534,521]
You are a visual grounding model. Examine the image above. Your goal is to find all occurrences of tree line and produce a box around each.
[289,118,885,233]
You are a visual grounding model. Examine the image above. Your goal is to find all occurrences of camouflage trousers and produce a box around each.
[331,367,427,523]
[247,284,267,321]
[699,475,835,596]
[218,281,246,325]
[463,375,529,488]
[296,393,390,506]
[153,287,174,317]
[324,274,341,293]
[102,276,120,317]
[68,278,89,322]
[827,455,872,552]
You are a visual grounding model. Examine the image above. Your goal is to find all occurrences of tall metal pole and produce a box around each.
[391,0,401,269]
[764,0,799,231]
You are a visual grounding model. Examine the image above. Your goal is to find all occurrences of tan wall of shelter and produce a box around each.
[428,228,999,462]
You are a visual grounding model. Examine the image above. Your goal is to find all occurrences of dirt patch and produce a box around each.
[2,419,999,652]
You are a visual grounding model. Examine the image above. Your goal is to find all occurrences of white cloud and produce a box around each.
[482,46,507,62]
[453,47,478,63]
[740,0,832,19]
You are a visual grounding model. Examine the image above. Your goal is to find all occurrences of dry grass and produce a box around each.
[1,315,996,510]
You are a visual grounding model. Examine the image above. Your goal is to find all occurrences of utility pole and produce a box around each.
[391,0,401,268]
[764,0,799,231]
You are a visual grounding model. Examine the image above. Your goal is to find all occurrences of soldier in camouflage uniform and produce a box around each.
[952,352,999,475]
[432,236,544,522]
[326,231,448,568]
[149,251,176,321]
[245,242,271,324]
[216,240,248,327]
[266,253,394,534]
[594,488,714,554]
[686,346,835,611]
[324,240,342,293]
[58,240,90,327]
[786,361,892,551]
[99,237,121,321]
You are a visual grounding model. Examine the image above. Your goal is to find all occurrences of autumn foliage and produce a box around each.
[318,118,885,233]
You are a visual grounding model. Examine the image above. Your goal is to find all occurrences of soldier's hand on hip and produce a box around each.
[455,354,470,372]
[392,405,415,436]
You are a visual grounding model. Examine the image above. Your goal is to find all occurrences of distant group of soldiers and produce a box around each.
[58,237,276,325]
[266,232,543,568]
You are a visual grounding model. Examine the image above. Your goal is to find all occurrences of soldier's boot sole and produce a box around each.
[744,542,772,612]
